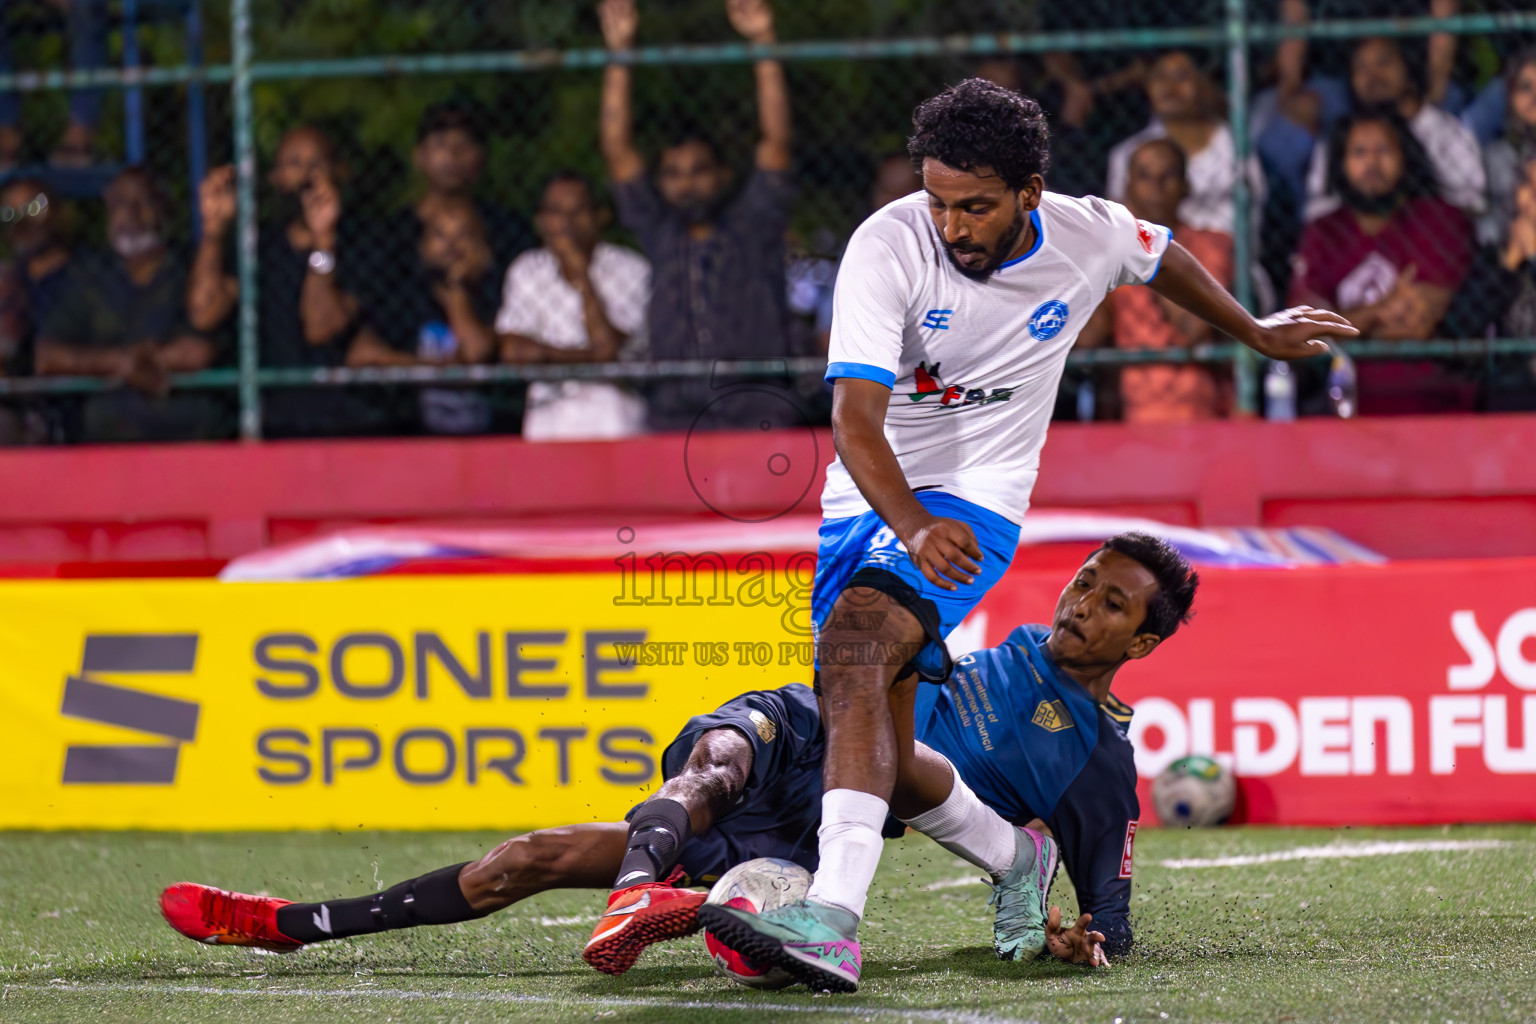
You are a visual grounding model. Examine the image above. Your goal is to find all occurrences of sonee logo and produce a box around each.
[60,633,200,784]
[906,361,1015,409]
[921,308,953,330]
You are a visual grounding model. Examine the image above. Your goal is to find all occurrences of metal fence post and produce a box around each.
[1225,0,1256,415]
[230,0,261,439]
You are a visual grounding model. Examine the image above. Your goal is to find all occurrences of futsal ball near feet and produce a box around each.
[701,857,813,989]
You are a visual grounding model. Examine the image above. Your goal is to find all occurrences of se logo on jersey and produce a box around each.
[906,361,1014,408]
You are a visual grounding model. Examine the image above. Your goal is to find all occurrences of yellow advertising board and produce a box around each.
[0,571,812,830]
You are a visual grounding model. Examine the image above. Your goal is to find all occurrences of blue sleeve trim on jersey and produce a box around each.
[825,361,896,388]
[1144,225,1171,283]
[997,210,1045,270]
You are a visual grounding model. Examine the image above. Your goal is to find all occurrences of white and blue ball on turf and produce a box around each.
[1152,754,1236,827]
[702,857,812,989]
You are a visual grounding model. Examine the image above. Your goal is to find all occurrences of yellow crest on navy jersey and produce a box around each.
[749,709,776,743]
[1032,699,1075,733]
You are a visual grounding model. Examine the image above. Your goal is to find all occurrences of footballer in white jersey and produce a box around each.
[698,77,1359,995]
[821,188,1171,524]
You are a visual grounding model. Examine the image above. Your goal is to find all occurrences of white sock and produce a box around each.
[901,758,1017,881]
[805,788,889,920]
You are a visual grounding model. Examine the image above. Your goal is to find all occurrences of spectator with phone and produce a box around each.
[188,126,397,437]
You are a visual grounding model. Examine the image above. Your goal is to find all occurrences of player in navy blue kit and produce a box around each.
[899,533,1194,959]
[161,533,1195,980]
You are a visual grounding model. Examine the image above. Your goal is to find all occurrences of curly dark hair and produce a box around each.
[1089,532,1200,640]
[907,78,1051,191]
[1325,105,1437,201]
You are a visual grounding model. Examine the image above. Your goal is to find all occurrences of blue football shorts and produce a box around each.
[811,490,1020,683]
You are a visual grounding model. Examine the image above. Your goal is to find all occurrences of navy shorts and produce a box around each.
[631,684,827,885]
[812,491,1020,682]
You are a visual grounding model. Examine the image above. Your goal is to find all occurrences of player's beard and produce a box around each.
[944,207,1027,282]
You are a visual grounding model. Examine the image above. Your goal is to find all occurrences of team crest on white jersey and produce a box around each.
[1028,300,1070,341]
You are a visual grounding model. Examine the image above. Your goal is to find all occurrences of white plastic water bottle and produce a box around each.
[1326,349,1358,419]
[1264,360,1297,421]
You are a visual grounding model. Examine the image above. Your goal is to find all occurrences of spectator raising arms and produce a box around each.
[36,168,226,442]
[1080,139,1233,422]
[1303,37,1485,222]
[1290,108,1474,415]
[1106,50,1263,236]
[497,171,649,441]
[599,0,800,433]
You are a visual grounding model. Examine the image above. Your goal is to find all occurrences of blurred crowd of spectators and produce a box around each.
[0,0,1534,444]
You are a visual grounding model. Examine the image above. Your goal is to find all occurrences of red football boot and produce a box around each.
[160,882,305,953]
[581,870,706,976]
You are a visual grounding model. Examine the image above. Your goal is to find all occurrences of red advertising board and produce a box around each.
[971,557,1536,826]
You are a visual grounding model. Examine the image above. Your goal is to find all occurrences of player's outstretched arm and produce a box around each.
[1147,240,1359,360]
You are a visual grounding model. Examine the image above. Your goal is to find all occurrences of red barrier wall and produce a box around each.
[972,557,1536,825]
[2,413,1535,563]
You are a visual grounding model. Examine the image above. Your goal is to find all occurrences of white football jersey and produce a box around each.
[821,190,1171,524]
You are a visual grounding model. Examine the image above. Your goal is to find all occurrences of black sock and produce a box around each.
[613,797,693,891]
[275,862,484,943]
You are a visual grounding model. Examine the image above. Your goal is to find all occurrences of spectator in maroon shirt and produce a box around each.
[1289,107,1474,415]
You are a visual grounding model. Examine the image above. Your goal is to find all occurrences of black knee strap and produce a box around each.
[614,797,692,888]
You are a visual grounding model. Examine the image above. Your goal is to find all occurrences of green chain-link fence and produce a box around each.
[1,1,1535,441]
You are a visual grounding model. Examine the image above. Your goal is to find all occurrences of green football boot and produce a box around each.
[697,899,862,993]
[990,825,1060,961]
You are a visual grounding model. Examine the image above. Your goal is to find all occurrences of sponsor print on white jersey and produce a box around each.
[821,191,1171,523]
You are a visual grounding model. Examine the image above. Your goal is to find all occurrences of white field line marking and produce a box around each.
[536,915,594,927]
[924,875,989,891]
[1159,838,1511,870]
[1,982,1037,1024]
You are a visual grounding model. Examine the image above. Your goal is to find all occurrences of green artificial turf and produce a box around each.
[1,824,1532,1023]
